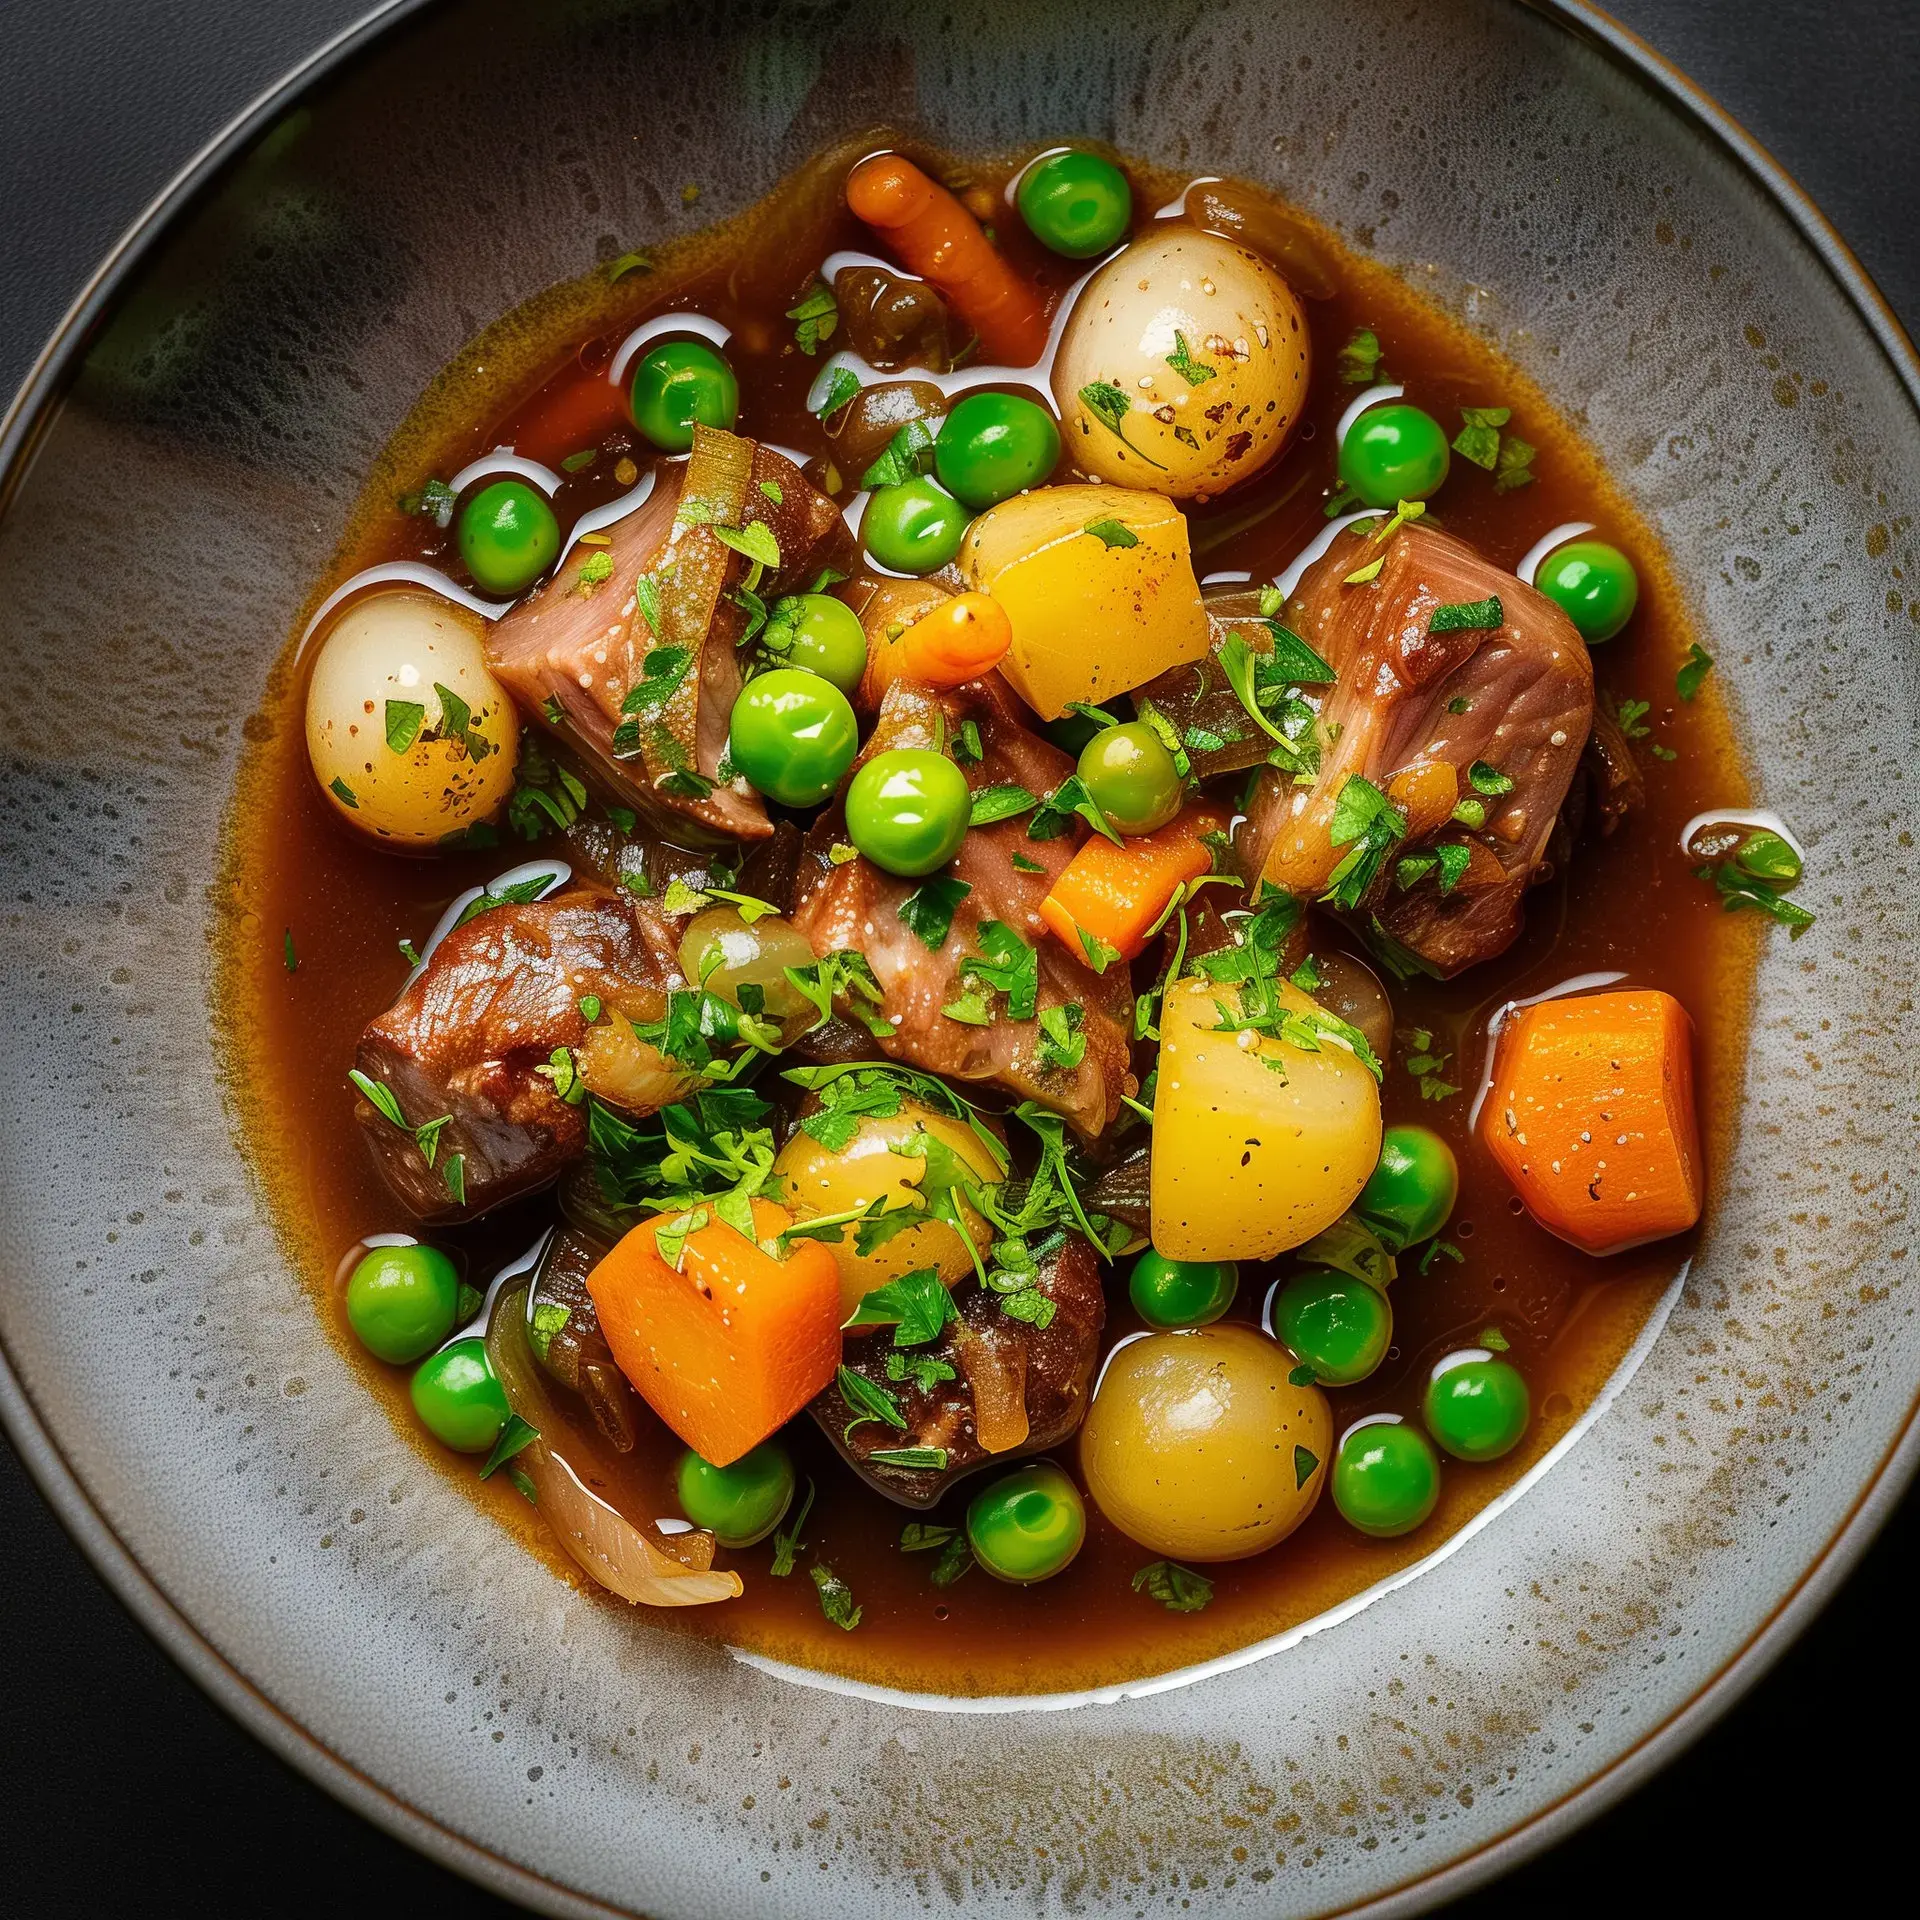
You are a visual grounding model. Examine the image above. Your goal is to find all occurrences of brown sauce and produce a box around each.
[217,141,1757,1696]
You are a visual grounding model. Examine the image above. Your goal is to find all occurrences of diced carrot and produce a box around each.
[845,154,1050,366]
[861,591,1012,706]
[1478,988,1702,1256]
[585,1197,841,1466]
[1039,805,1226,965]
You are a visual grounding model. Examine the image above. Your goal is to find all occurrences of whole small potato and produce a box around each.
[1080,1325,1331,1561]
[1052,228,1310,500]
[305,591,518,845]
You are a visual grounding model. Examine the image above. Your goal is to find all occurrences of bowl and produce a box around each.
[1,1,1914,1913]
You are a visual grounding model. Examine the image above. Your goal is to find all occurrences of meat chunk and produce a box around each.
[486,426,850,842]
[809,1234,1106,1508]
[352,886,685,1222]
[529,1226,642,1453]
[791,675,1134,1136]
[1235,520,1593,976]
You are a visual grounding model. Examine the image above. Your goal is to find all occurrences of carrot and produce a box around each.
[1039,804,1226,965]
[845,154,1050,366]
[860,591,1012,707]
[1478,988,1702,1256]
[585,1197,842,1466]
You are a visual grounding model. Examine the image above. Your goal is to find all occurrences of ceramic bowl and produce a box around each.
[1,1,1914,1912]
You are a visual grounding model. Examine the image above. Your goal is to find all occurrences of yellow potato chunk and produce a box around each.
[955,484,1207,717]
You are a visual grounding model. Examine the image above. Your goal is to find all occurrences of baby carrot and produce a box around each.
[1039,805,1226,965]
[860,591,1012,706]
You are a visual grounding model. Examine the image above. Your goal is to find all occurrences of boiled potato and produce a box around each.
[1151,975,1381,1262]
[1080,1325,1330,1560]
[772,1100,1005,1317]
[1052,228,1310,500]
[304,590,518,845]
[676,907,819,1034]
[955,484,1207,717]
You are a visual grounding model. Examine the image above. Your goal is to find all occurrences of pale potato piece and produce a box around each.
[1150,975,1382,1262]
[304,591,518,846]
[1052,228,1310,499]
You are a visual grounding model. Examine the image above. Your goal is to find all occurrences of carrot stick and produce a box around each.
[860,591,1012,707]
[586,1197,842,1466]
[846,154,1050,366]
[1039,805,1226,965]
[1478,988,1702,1256]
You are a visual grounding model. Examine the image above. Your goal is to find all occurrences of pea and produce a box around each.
[344,1242,460,1364]
[1338,402,1451,508]
[726,668,858,809]
[1357,1125,1460,1252]
[1077,722,1182,835]
[933,392,1061,510]
[1424,1352,1530,1463]
[675,1442,795,1548]
[1130,1250,1237,1330]
[763,593,868,694]
[1734,829,1802,885]
[409,1338,510,1454]
[1272,1269,1393,1386]
[629,339,739,452]
[862,476,969,575]
[1016,150,1133,259]
[844,748,971,877]
[457,480,559,597]
[1534,539,1639,644]
[1045,699,1126,758]
[965,1461,1086,1584]
[1332,1417,1441,1538]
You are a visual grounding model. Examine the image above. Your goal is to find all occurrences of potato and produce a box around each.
[676,907,819,1033]
[304,590,518,845]
[955,484,1207,717]
[772,1099,1004,1317]
[1052,228,1310,500]
[1079,1325,1331,1560]
[1150,975,1381,1262]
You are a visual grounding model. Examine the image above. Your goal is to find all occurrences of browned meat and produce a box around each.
[486,425,850,842]
[1236,520,1593,977]
[1576,701,1646,840]
[529,1226,641,1453]
[352,886,684,1222]
[810,1235,1106,1508]
[791,676,1134,1136]
[1134,587,1278,782]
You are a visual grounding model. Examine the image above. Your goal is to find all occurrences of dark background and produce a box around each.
[2,3,1914,1914]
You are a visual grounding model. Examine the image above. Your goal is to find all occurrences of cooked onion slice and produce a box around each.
[576,1006,696,1113]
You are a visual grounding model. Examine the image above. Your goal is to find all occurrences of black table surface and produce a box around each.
[2,3,1914,1915]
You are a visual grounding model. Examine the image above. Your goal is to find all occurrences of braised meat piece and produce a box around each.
[1235,520,1593,977]
[528,1226,642,1453]
[809,1234,1107,1508]
[352,886,685,1222]
[486,425,850,842]
[791,675,1134,1136]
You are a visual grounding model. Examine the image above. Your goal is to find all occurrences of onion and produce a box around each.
[487,1284,741,1608]
[577,1006,697,1112]
[952,1319,1030,1455]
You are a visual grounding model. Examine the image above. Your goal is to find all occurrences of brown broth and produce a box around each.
[217,142,1758,1697]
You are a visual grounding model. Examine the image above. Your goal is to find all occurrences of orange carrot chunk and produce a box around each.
[586,1198,841,1466]
[860,591,1012,706]
[1478,988,1702,1256]
[845,154,1050,367]
[1039,804,1226,965]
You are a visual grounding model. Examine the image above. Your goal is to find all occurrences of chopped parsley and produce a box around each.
[867,1447,949,1471]
[1132,1561,1214,1613]
[1165,330,1217,385]
[1029,773,1123,846]
[859,418,938,490]
[785,278,839,355]
[478,1414,539,1480]
[1322,774,1408,911]
[282,928,297,974]
[843,1266,957,1346]
[398,476,456,525]
[1337,328,1384,385]
[1677,643,1715,700]
[1078,380,1131,434]
[955,919,1039,1020]
[1294,1445,1320,1489]
[1083,517,1140,549]
[573,550,614,595]
[385,699,426,753]
[432,682,493,763]
[1696,861,1817,936]
[968,782,1040,827]
[328,776,359,809]
[899,875,971,949]
[1400,1026,1460,1101]
[810,1563,862,1631]
[769,1479,815,1575]
[1467,760,1515,796]
[886,1351,958,1392]
[1494,435,1537,492]
[1037,1002,1088,1071]
[811,364,860,419]
[1429,595,1503,635]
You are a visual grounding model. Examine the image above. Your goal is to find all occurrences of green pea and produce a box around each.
[1424,1352,1530,1463]
[1272,1269,1393,1386]
[726,668,859,809]
[1338,402,1451,508]
[1130,1250,1237,1330]
[933,392,1061,510]
[1077,721,1182,835]
[1045,700,1126,758]
[344,1242,460,1364]
[409,1338,510,1454]
[1734,829,1802,885]
[862,477,969,575]
[675,1442,795,1548]
[763,593,868,694]
[1332,1417,1441,1538]
[844,748,971,877]
[629,339,739,452]
[1016,150,1133,259]
[1534,539,1639,644]
[457,480,560,597]
[965,1461,1086,1584]
[1357,1124,1460,1252]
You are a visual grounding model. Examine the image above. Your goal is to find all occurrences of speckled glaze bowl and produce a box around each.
[1,1,1914,1912]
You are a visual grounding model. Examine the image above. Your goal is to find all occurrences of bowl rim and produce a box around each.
[1,2,1915,1914]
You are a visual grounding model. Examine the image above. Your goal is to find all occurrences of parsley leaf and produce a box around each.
[1322,774,1408,911]
[886,1351,958,1392]
[859,419,938,490]
[1132,1560,1214,1613]
[1028,773,1123,846]
[1294,1445,1320,1489]
[1494,435,1537,492]
[385,699,426,753]
[1467,760,1515,796]
[1429,595,1503,634]
[810,1563,862,1631]
[1337,329,1384,385]
[837,1364,907,1438]
[811,365,861,419]
[785,278,839,355]
[478,1414,539,1480]
[1697,861,1817,935]
[1451,405,1512,470]
[1165,330,1217,386]
[960,919,1040,1020]
[1037,1002,1088,1071]
[1078,380,1131,433]
[1084,517,1140,549]
[769,1478,814,1575]
[282,928,297,974]
[899,875,971,950]
[328,776,359,809]
[1677,643,1714,700]
[843,1266,957,1346]
[968,782,1040,827]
